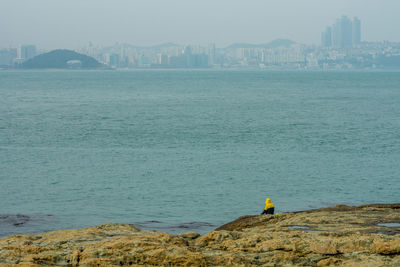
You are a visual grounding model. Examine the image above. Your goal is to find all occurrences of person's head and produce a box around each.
[265,198,271,203]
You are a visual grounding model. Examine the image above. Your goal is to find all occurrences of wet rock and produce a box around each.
[178,231,201,240]
[0,214,30,228]
[0,214,57,238]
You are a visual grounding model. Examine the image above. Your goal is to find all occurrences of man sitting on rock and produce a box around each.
[261,198,275,215]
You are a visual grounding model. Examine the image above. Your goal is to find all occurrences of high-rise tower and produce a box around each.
[334,15,353,48]
[352,17,361,45]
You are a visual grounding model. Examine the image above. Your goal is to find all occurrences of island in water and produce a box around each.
[21,49,105,69]
[0,203,399,266]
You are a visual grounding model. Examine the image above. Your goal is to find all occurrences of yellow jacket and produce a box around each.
[264,198,274,210]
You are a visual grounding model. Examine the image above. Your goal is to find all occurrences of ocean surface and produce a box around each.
[1,70,399,237]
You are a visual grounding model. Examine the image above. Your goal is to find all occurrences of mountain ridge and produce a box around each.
[225,39,296,49]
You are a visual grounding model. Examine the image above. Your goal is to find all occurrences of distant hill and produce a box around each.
[226,39,296,49]
[22,49,103,69]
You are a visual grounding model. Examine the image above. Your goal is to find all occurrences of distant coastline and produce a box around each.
[3,39,400,70]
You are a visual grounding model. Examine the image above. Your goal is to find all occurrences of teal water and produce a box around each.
[1,70,399,236]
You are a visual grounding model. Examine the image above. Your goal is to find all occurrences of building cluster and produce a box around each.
[77,42,212,69]
[321,16,361,48]
[1,16,400,70]
[77,39,400,70]
[0,45,36,67]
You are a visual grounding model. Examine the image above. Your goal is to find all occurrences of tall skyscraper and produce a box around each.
[335,15,353,48]
[331,22,339,47]
[352,17,361,45]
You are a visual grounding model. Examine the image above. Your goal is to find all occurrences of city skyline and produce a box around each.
[2,14,400,70]
[1,0,400,49]
[3,38,400,71]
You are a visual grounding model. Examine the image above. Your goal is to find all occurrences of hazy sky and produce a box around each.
[1,0,400,49]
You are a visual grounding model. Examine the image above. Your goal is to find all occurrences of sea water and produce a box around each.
[1,70,399,236]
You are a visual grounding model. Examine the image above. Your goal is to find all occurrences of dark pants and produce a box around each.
[261,207,274,215]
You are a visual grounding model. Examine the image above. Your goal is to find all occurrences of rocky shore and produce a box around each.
[0,204,399,266]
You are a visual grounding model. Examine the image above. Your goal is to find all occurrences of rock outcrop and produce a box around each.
[0,204,399,266]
